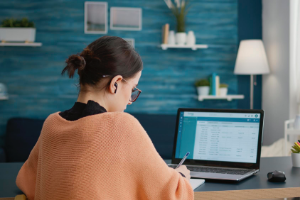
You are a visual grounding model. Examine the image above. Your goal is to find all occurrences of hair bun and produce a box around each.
[62,55,86,78]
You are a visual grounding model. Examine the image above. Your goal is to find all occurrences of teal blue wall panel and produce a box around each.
[238,0,262,110]
[0,0,241,146]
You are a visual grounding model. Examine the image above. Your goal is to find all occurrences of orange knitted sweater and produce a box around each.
[16,112,193,200]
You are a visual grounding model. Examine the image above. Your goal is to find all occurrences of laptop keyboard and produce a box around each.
[186,166,253,175]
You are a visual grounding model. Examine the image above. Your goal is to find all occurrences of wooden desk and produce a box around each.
[0,157,299,200]
[183,157,300,199]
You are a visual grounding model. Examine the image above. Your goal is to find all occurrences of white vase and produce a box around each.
[219,88,228,96]
[294,114,300,130]
[0,83,8,98]
[175,32,186,45]
[292,153,300,167]
[0,28,36,42]
[197,86,210,96]
[168,30,175,45]
[186,31,196,46]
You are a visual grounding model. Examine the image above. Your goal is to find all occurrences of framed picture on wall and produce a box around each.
[84,2,107,34]
[123,38,135,48]
[110,7,142,31]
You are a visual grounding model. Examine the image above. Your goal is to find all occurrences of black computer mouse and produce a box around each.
[267,170,286,182]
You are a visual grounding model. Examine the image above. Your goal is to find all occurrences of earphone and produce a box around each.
[114,82,118,93]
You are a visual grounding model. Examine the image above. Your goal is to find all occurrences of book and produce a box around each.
[162,25,165,44]
[163,24,169,44]
[211,73,217,96]
[215,76,220,96]
[209,76,212,95]
[190,178,205,190]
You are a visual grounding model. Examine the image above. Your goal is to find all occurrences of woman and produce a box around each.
[16,36,193,200]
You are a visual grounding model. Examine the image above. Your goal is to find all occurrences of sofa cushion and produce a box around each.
[5,118,44,162]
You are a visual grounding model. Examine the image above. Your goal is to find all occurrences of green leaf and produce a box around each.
[292,144,300,153]
[292,149,298,153]
[1,18,34,27]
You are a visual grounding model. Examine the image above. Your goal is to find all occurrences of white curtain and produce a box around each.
[290,0,300,115]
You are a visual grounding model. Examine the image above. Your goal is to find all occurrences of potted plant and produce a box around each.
[164,0,191,45]
[291,141,300,167]
[219,84,228,96]
[195,79,210,96]
[0,18,36,42]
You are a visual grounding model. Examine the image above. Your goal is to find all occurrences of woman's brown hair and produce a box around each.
[62,36,143,86]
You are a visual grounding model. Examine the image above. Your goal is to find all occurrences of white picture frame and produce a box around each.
[123,38,135,48]
[84,1,108,34]
[110,7,142,31]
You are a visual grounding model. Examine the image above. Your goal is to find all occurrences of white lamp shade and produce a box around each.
[234,40,270,75]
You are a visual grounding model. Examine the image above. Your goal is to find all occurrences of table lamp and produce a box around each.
[234,40,270,109]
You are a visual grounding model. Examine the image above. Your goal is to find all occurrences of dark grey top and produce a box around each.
[0,157,299,197]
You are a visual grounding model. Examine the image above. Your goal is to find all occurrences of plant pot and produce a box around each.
[197,86,210,96]
[219,88,228,96]
[291,153,300,167]
[0,28,36,42]
[176,32,186,45]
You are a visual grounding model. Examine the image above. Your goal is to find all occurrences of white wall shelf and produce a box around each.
[161,44,208,50]
[0,42,42,47]
[198,95,244,101]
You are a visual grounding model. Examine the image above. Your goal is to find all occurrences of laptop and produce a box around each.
[168,108,264,181]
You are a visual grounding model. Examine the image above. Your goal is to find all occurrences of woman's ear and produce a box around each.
[108,75,123,94]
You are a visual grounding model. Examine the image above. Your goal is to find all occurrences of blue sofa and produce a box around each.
[0,113,177,162]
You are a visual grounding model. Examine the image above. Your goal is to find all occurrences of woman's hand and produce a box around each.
[174,165,191,180]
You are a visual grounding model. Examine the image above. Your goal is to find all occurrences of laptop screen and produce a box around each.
[175,111,261,164]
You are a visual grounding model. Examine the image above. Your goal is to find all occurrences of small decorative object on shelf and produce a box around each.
[195,79,210,96]
[186,31,195,46]
[219,84,228,96]
[176,32,186,45]
[209,73,219,96]
[291,140,300,167]
[0,83,8,100]
[168,30,176,45]
[0,18,36,43]
[162,24,169,44]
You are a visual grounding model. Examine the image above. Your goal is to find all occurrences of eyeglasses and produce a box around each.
[103,75,141,102]
[122,78,142,102]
